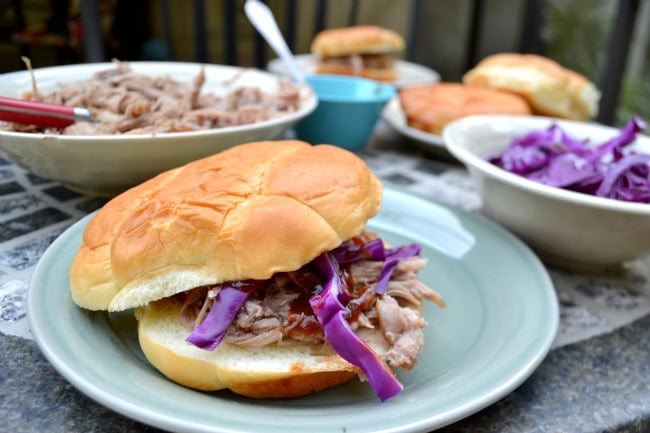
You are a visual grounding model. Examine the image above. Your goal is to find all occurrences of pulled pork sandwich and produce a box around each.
[69,140,443,401]
[311,25,405,82]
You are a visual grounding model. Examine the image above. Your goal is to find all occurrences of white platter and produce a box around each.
[268,54,440,88]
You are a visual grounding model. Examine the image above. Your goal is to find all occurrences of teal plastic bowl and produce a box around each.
[294,75,396,151]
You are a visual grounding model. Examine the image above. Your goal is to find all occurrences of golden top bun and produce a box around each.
[399,82,532,136]
[311,25,405,57]
[136,297,357,398]
[70,140,382,312]
[462,53,600,120]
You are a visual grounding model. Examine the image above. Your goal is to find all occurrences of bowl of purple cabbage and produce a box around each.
[443,114,650,271]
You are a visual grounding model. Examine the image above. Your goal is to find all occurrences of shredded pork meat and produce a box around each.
[178,238,444,370]
[0,62,301,135]
[320,53,396,73]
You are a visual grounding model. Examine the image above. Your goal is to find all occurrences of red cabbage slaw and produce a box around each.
[488,116,650,203]
[185,237,422,401]
[186,280,264,350]
[309,252,403,401]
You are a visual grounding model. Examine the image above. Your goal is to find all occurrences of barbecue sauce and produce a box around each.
[284,257,377,339]
[285,267,322,336]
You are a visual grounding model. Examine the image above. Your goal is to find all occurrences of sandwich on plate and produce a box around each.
[69,140,444,401]
[311,25,405,82]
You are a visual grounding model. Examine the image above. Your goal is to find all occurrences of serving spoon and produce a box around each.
[0,96,96,128]
[244,0,305,83]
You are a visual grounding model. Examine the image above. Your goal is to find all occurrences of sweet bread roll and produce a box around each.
[462,53,600,120]
[399,82,532,135]
[311,25,405,58]
[70,140,382,312]
[135,296,357,398]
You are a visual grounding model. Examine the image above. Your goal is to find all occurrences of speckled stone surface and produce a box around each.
[2,315,647,433]
[437,313,650,433]
[1,124,649,432]
[1,334,159,433]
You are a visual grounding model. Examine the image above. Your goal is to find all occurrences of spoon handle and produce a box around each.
[244,0,305,82]
[0,96,95,128]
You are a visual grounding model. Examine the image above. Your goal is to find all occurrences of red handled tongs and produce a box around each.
[0,96,97,128]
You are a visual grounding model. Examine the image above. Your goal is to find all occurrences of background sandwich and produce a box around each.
[69,140,443,401]
[311,25,405,81]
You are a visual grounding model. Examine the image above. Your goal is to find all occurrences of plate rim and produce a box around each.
[27,186,558,433]
[267,54,441,88]
[381,96,446,148]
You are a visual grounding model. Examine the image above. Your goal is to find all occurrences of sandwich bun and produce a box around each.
[311,25,405,58]
[69,140,382,312]
[399,82,532,135]
[462,53,600,120]
[136,296,357,398]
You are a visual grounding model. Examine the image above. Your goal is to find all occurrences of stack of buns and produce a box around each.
[311,25,405,82]
[462,53,600,121]
[399,52,600,136]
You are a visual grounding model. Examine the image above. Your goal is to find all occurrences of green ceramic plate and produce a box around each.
[28,186,558,433]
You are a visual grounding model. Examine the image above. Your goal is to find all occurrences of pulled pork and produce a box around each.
[320,53,396,74]
[1,62,301,135]
[178,235,444,370]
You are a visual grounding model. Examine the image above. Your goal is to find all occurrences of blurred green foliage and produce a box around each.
[617,74,650,126]
[543,0,649,126]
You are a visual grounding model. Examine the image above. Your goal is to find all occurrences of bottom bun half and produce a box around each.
[135,297,357,398]
[315,63,398,82]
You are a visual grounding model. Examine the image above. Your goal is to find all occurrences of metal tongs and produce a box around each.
[0,96,96,128]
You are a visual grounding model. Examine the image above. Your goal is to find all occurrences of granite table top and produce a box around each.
[1,125,648,433]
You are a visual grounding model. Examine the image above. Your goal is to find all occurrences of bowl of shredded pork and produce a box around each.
[0,61,317,196]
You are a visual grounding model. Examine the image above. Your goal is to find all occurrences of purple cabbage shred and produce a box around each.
[186,281,260,350]
[489,116,649,203]
[332,239,421,294]
[185,236,423,401]
[310,252,404,402]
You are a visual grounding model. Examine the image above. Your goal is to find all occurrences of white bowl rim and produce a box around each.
[443,114,650,215]
[0,61,317,142]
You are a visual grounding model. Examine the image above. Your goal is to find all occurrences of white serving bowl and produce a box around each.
[0,62,317,196]
[443,114,650,271]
